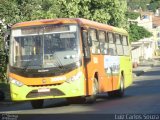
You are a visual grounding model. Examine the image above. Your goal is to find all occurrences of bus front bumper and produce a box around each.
[10,76,85,101]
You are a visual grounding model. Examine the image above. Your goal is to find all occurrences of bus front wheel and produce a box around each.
[85,78,98,103]
[30,99,44,109]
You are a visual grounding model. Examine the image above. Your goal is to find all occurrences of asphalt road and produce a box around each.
[0,66,160,120]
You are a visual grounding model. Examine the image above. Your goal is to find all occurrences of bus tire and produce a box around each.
[115,75,125,97]
[30,99,44,109]
[108,76,124,98]
[85,78,98,103]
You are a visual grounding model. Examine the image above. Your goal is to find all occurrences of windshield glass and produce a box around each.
[10,24,80,69]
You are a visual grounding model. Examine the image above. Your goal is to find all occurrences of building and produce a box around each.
[128,11,159,67]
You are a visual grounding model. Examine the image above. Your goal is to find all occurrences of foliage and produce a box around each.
[1,0,155,46]
[107,0,128,28]
[0,0,128,50]
[0,0,128,27]
[148,0,160,12]
[127,0,160,12]
[127,0,151,11]
[0,0,19,24]
[129,24,152,42]
[126,12,140,20]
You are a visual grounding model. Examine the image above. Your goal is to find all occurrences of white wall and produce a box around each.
[131,40,154,64]
[131,46,141,64]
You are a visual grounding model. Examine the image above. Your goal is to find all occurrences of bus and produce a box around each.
[8,18,132,108]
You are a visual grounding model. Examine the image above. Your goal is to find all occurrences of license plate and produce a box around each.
[38,88,50,93]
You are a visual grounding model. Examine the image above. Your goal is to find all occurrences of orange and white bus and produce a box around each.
[9,18,132,108]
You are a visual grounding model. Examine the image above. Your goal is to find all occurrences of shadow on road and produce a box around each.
[1,66,160,114]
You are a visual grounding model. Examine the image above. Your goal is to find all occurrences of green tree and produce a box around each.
[148,0,160,12]
[126,12,140,20]
[127,0,151,11]
[0,0,19,24]
[129,24,152,42]
[31,0,61,19]
[107,0,127,28]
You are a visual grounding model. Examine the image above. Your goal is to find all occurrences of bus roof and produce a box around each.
[12,18,128,35]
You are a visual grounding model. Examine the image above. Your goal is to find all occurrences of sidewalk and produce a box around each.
[132,58,160,78]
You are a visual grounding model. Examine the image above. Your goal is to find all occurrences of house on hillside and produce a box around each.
[128,11,159,65]
[131,38,153,65]
[152,16,160,54]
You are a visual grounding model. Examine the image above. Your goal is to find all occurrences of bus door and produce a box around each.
[82,28,92,95]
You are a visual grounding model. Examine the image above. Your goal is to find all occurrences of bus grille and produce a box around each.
[28,83,62,87]
[26,88,65,98]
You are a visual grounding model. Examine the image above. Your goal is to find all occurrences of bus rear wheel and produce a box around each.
[30,99,44,109]
[108,76,124,98]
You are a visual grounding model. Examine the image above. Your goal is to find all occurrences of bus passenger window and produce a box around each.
[115,34,124,55]
[108,33,117,55]
[89,29,100,54]
[122,36,130,55]
[99,31,107,54]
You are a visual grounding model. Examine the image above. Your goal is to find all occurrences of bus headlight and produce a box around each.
[9,78,24,87]
[66,72,82,83]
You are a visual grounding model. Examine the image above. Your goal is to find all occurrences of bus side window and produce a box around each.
[99,31,107,54]
[104,32,109,55]
[108,32,117,55]
[122,36,130,56]
[89,29,100,54]
[115,34,124,55]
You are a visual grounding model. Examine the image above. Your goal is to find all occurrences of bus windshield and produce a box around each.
[10,24,80,69]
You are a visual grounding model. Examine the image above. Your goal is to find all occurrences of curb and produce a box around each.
[132,71,144,78]
[0,100,24,105]
[132,66,152,78]
[0,101,15,105]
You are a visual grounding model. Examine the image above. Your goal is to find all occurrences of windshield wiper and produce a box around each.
[23,55,42,71]
[53,53,65,70]
[23,56,34,72]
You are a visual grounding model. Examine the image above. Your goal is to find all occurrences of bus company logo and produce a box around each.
[42,79,47,84]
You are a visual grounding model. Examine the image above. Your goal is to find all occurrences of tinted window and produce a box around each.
[99,31,108,54]
[89,29,100,54]
[115,34,123,55]
[108,33,116,55]
[122,36,130,55]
